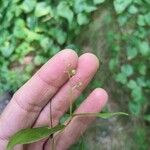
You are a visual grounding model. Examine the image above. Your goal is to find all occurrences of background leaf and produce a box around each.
[57,1,74,24]
[114,0,132,14]
[77,13,89,25]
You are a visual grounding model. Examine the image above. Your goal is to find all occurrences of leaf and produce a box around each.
[96,112,129,119]
[50,44,61,55]
[7,125,65,150]
[117,15,128,26]
[114,0,132,14]
[109,58,119,70]
[129,101,141,115]
[57,2,74,25]
[144,12,150,25]
[127,47,138,60]
[127,80,137,89]
[115,73,127,84]
[13,19,27,39]
[137,15,146,26]
[49,28,67,45]
[40,37,53,51]
[77,13,89,25]
[73,112,128,119]
[138,41,150,56]
[34,2,51,17]
[138,64,146,75]
[131,87,142,101]
[73,0,85,13]
[73,0,96,13]
[144,115,150,122]
[0,41,14,58]
[128,5,138,14]
[136,77,146,87]
[34,55,45,66]
[84,5,97,13]
[21,0,36,13]
[27,15,38,30]
[94,0,106,5]
[121,64,133,77]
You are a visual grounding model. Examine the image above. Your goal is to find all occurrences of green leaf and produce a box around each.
[34,2,51,17]
[131,87,142,101]
[49,28,67,45]
[127,47,138,60]
[129,101,141,115]
[77,13,89,25]
[115,73,127,84]
[138,41,150,56]
[7,125,65,150]
[21,0,36,13]
[50,44,60,55]
[144,115,150,122]
[40,37,53,51]
[127,80,137,89]
[117,15,128,26]
[34,55,45,66]
[109,58,119,70]
[146,80,150,88]
[15,42,33,57]
[121,64,133,77]
[56,30,67,45]
[96,112,129,119]
[73,0,96,13]
[84,5,97,13]
[144,12,150,26]
[94,0,106,5]
[13,19,27,39]
[73,0,86,13]
[136,77,146,87]
[138,64,146,75]
[0,41,14,58]
[73,112,128,119]
[57,2,74,25]
[128,5,138,14]
[114,0,132,14]
[27,15,38,30]
[137,15,146,26]
[25,29,41,42]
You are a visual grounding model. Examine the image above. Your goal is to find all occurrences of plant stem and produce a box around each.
[49,101,55,150]
[50,101,53,128]
[69,88,73,117]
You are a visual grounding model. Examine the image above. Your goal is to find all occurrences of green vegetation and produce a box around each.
[109,0,150,117]
[7,112,127,149]
[0,0,102,93]
[7,125,66,150]
[0,0,150,149]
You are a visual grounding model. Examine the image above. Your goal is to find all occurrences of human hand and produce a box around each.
[0,50,108,150]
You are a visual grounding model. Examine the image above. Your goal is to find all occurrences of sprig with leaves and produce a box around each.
[6,68,128,150]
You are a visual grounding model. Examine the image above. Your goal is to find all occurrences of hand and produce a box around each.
[0,50,108,150]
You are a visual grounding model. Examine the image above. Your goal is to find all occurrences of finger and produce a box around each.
[26,53,99,150]
[48,88,108,150]
[0,49,78,148]
[34,53,99,127]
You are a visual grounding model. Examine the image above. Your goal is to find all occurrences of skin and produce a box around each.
[0,49,108,150]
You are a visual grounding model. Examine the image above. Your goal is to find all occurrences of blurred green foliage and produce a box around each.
[0,0,150,149]
[0,0,101,93]
[107,0,150,117]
